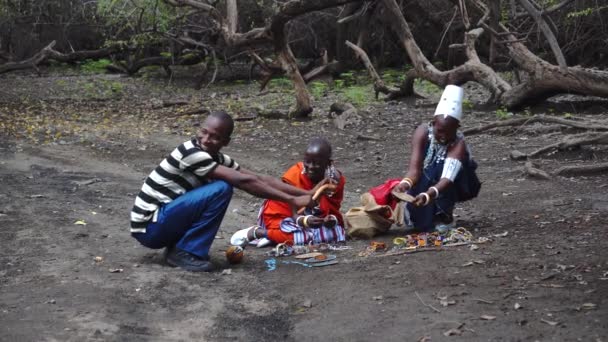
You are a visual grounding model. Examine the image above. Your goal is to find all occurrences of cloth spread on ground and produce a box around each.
[258,162,346,245]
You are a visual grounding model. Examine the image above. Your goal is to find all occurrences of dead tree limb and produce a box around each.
[525,160,608,179]
[165,0,364,118]
[302,50,339,82]
[379,0,510,101]
[524,161,551,180]
[516,0,567,69]
[462,0,608,108]
[0,41,123,75]
[364,0,608,109]
[345,40,400,98]
[434,6,459,60]
[464,115,608,135]
[512,132,608,160]
[554,162,608,177]
[0,41,58,74]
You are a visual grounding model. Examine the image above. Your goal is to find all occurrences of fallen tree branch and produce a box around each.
[553,162,608,176]
[165,107,209,117]
[415,291,442,313]
[460,0,608,108]
[0,41,125,75]
[524,161,551,180]
[0,41,58,74]
[345,40,400,98]
[337,2,369,24]
[525,160,608,179]
[515,132,608,159]
[464,115,608,135]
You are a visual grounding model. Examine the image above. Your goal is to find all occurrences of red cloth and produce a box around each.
[368,178,401,218]
[260,162,345,243]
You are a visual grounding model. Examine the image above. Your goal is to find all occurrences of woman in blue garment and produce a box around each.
[393,85,481,232]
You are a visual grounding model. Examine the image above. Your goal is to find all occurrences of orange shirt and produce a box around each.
[260,162,345,230]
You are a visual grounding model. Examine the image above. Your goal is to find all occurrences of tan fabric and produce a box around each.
[345,193,404,239]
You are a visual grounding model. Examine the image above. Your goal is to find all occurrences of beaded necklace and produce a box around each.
[423,122,465,169]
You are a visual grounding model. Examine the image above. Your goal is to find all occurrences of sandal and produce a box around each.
[255,237,272,248]
[230,225,262,247]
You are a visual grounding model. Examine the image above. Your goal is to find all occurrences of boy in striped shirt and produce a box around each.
[130,111,313,272]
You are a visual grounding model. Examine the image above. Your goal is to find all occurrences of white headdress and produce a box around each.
[434,85,464,121]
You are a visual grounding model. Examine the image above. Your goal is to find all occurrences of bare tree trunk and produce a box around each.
[488,0,500,65]
[336,3,362,64]
[226,0,238,35]
[275,42,312,118]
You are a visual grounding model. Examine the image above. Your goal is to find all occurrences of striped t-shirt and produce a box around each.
[130,138,239,233]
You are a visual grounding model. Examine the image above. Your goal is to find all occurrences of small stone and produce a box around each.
[580,303,597,310]
[443,328,462,336]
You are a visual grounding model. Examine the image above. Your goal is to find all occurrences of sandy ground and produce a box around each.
[1,72,607,341]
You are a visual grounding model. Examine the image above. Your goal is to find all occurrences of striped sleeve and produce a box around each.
[177,141,218,177]
[219,153,240,170]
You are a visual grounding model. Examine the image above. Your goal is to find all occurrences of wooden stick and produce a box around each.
[296,183,334,214]
[375,247,443,257]
[375,240,490,258]
[415,291,442,313]
[473,298,495,304]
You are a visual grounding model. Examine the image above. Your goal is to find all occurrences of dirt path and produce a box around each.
[1,75,607,341]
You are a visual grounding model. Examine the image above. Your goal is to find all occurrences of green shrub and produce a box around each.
[310,81,328,99]
[414,79,442,95]
[80,58,112,74]
[268,77,292,90]
[342,86,371,108]
[495,107,512,120]
[462,99,473,111]
[339,72,355,86]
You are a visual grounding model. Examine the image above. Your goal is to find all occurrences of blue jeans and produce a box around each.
[406,158,479,232]
[132,180,233,258]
